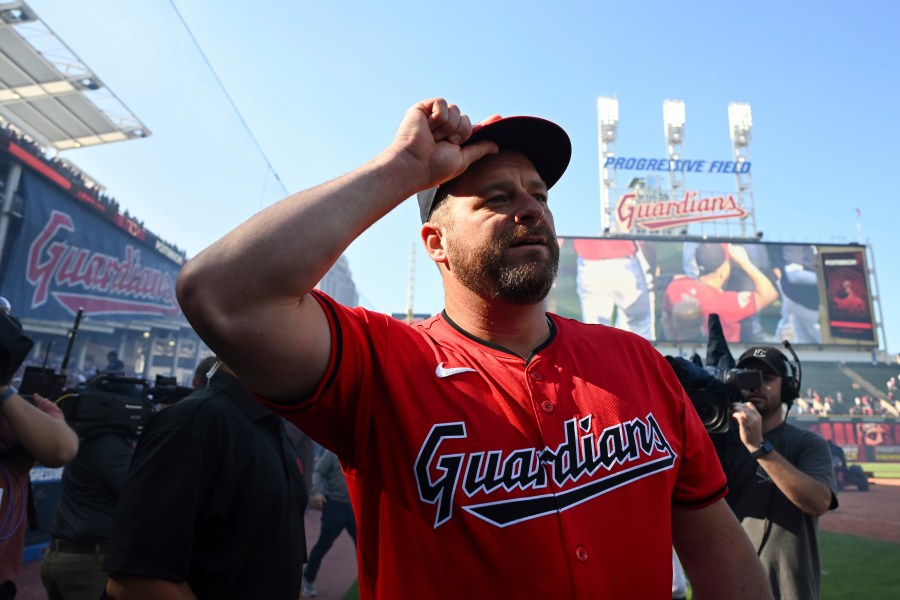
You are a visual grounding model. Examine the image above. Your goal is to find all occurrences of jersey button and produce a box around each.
[541,400,554,413]
[575,546,589,562]
[530,372,544,381]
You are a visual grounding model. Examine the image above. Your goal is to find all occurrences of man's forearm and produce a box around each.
[0,389,78,467]
[673,500,773,599]
[742,262,778,309]
[175,151,419,399]
[756,451,834,516]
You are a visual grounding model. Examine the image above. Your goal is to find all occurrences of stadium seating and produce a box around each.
[799,361,900,415]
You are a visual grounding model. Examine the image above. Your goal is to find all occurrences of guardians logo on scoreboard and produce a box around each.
[615,191,747,233]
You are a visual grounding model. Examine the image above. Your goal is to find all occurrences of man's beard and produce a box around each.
[447,224,560,305]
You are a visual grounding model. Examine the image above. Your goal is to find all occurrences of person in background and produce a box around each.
[102,359,307,599]
[571,239,654,338]
[102,352,124,374]
[773,245,821,344]
[0,311,79,599]
[723,345,838,598]
[301,449,357,598]
[40,414,135,599]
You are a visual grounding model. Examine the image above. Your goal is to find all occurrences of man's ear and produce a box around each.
[421,222,447,264]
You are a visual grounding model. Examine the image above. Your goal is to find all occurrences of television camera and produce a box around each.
[56,373,193,438]
[666,313,804,437]
[664,314,763,434]
[2,307,192,439]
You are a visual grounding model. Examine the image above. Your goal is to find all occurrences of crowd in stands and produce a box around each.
[795,372,900,417]
[0,122,187,261]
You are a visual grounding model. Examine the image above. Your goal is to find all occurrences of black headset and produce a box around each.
[740,342,802,407]
[778,340,802,407]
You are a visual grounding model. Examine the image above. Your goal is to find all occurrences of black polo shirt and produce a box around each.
[50,431,134,543]
[103,371,307,600]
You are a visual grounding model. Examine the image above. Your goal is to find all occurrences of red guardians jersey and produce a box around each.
[265,291,726,599]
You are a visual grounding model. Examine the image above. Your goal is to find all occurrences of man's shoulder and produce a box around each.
[145,391,241,435]
[784,422,827,441]
[781,423,831,454]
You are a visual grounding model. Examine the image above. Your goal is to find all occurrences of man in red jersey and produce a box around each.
[177,99,771,599]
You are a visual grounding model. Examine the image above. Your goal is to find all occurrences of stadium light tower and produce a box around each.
[597,96,619,234]
[663,99,686,213]
[728,102,756,237]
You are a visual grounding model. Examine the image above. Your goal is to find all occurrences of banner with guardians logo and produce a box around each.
[1,171,182,322]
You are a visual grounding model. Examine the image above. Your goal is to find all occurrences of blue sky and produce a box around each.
[27,0,900,354]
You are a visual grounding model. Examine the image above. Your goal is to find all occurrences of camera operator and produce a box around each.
[0,310,79,599]
[40,401,136,599]
[723,346,838,599]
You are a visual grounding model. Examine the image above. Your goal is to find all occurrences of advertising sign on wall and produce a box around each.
[1,171,182,321]
[818,246,876,344]
[796,419,900,463]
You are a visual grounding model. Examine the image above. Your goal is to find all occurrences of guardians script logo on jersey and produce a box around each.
[414,413,676,528]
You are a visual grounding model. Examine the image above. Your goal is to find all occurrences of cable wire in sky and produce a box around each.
[167,0,289,200]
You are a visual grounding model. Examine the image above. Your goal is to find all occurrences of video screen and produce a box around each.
[549,238,876,346]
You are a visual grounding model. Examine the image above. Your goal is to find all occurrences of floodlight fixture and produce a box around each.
[597,96,620,234]
[728,102,752,146]
[663,99,685,144]
[597,96,619,125]
[663,99,686,128]
[597,96,619,142]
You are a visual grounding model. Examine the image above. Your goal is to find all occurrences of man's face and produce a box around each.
[741,364,783,417]
[435,152,559,305]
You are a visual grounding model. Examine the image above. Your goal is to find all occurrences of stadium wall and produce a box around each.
[793,416,900,462]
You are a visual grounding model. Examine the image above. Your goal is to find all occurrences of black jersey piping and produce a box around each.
[440,310,557,363]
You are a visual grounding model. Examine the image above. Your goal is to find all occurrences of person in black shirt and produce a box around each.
[41,431,134,600]
[102,352,124,374]
[103,360,307,600]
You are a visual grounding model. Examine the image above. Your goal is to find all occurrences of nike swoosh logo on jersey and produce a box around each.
[435,362,477,378]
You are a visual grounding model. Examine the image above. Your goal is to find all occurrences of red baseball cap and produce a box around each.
[416,115,572,223]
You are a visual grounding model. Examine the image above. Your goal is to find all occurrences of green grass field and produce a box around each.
[821,531,900,599]
[343,581,358,600]
[855,462,900,478]
[681,531,900,600]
